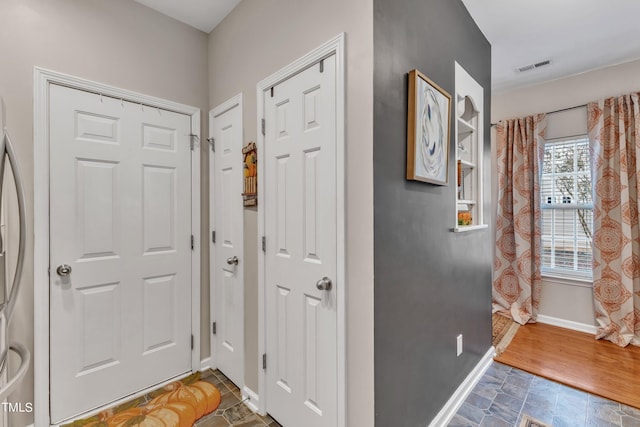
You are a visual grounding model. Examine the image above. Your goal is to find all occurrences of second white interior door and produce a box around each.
[210,95,245,388]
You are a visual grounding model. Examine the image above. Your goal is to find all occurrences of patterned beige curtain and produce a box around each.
[588,93,640,347]
[493,114,547,325]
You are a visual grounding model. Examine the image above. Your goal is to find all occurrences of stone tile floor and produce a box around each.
[449,362,640,427]
[197,370,282,427]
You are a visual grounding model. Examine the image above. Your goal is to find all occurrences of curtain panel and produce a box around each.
[588,93,640,347]
[493,114,547,325]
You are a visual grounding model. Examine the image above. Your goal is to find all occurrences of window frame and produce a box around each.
[540,135,593,282]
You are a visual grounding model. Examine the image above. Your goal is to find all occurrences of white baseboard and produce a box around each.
[200,357,212,371]
[537,314,597,335]
[428,347,495,427]
[241,386,260,413]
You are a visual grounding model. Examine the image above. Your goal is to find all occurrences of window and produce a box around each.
[541,136,593,280]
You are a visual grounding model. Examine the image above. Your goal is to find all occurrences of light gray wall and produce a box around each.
[0,1,209,425]
[208,0,375,424]
[373,0,492,425]
[492,58,640,120]
[492,59,640,328]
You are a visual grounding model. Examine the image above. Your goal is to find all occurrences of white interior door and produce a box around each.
[210,96,245,388]
[264,55,338,427]
[49,84,193,423]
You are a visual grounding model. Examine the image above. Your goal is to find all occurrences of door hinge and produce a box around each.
[191,235,194,250]
[189,134,198,151]
[191,334,194,350]
[207,137,215,152]
[212,322,217,335]
[262,353,267,370]
[270,87,274,98]
[320,59,324,73]
[212,230,216,244]
[261,118,266,136]
[261,236,266,253]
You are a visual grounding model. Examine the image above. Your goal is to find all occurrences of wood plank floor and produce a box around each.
[494,322,640,409]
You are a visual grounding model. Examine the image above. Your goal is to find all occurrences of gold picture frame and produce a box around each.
[406,69,452,185]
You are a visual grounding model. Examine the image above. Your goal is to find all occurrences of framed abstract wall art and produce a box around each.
[406,69,452,185]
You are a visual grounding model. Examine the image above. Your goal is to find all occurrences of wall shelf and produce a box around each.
[458,159,475,169]
[452,224,489,233]
[457,117,475,135]
[454,62,485,232]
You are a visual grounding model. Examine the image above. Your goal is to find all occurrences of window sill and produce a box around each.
[541,273,593,288]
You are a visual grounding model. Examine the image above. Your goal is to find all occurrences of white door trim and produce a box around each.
[256,33,346,427]
[208,92,245,379]
[33,67,201,427]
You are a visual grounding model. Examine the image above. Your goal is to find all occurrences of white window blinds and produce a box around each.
[540,136,593,279]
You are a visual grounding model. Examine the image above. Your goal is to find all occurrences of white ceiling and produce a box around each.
[461,0,640,92]
[135,0,640,92]
[134,0,241,33]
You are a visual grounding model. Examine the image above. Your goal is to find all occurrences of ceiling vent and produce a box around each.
[517,59,552,73]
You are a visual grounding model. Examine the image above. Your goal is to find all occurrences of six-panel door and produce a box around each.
[49,84,192,423]
[211,98,245,388]
[264,55,338,427]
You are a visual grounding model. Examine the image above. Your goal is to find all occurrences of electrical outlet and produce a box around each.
[457,334,463,357]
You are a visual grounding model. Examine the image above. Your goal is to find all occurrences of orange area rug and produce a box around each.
[63,372,221,427]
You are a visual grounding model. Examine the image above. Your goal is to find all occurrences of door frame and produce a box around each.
[208,93,245,384]
[256,33,346,427]
[33,67,201,426]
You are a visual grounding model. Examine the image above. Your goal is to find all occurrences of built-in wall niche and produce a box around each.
[453,62,487,232]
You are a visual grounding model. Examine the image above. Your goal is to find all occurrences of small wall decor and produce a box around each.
[242,142,257,207]
[406,69,452,185]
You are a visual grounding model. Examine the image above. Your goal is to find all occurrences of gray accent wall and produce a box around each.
[373,0,492,425]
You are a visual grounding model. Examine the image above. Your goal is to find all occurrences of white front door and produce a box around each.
[264,55,338,427]
[210,95,245,388]
[49,84,193,423]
